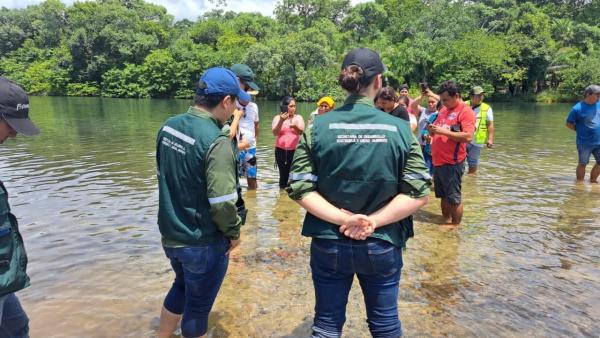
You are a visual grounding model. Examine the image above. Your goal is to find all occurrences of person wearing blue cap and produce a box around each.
[155,67,250,338]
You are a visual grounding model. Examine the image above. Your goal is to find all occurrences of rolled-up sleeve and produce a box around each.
[286,133,317,200]
[400,135,432,198]
[206,136,242,239]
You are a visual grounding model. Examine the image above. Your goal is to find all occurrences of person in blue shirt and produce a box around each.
[566,84,600,182]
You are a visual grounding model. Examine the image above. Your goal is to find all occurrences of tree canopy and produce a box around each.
[1,0,598,101]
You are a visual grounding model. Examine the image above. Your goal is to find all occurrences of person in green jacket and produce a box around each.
[287,48,431,338]
[0,76,40,338]
[156,67,250,338]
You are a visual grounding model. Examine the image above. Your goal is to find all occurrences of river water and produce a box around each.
[1,97,598,337]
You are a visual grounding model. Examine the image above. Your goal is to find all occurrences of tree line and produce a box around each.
[1,0,599,102]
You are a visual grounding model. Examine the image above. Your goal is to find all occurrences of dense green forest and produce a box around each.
[0,0,599,101]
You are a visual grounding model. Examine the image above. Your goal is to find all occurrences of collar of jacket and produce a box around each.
[343,95,375,107]
[187,106,222,127]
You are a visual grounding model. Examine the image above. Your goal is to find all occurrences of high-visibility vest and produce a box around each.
[466,101,491,144]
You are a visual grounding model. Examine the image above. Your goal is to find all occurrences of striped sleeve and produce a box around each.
[286,132,317,200]
[206,136,242,239]
[400,134,432,198]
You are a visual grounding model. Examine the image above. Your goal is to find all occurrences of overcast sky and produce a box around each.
[0,0,372,20]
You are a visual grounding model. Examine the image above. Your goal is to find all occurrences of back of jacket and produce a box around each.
[303,96,416,247]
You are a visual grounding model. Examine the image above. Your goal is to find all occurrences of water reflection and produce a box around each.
[0,97,598,337]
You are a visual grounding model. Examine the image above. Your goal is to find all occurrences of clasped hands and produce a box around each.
[338,209,376,240]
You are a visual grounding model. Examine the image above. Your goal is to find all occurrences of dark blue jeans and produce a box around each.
[163,236,229,338]
[0,293,29,338]
[310,237,403,338]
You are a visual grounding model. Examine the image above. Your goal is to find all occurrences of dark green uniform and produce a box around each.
[157,107,241,247]
[287,95,431,248]
[0,181,29,297]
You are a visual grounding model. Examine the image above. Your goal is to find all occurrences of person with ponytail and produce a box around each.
[287,48,431,337]
[271,96,305,189]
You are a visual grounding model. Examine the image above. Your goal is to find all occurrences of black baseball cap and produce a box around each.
[230,64,260,91]
[341,48,385,79]
[0,77,40,136]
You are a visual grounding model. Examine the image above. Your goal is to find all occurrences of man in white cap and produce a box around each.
[0,76,40,337]
[566,84,600,182]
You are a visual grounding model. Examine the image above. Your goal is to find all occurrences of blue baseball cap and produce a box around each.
[196,67,251,102]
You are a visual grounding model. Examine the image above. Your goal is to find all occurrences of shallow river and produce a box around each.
[1,97,598,337]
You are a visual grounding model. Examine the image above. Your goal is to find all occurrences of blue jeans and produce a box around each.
[577,144,600,165]
[310,238,403,338]
[466,143,483,167]
[0,293,29,338]
[162,237,229,337]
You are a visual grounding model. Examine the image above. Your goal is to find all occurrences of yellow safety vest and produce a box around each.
[466,101,490,144]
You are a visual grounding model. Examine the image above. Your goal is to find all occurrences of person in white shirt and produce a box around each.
[230,64,260,189]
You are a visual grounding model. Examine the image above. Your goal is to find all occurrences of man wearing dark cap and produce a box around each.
[566,84,600,182]
[230,64,260,189]
[155,67,249,338]
[0,76,40,337]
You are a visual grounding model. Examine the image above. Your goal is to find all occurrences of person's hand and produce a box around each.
[427,124,440,135]
[486,141,493,149]
[226,238,241,255]
[424,135,432,143]
[340,214,375,240]
[233,108,244,120]
[280,112,289,120]
[338,209,376,240]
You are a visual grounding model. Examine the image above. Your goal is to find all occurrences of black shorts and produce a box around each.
[434,162,465,205]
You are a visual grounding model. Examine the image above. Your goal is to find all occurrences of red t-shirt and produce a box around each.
[431,101,476,166]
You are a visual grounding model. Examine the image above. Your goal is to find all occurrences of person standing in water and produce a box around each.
[465,86,495,175]
[287,48,431,338]
[155,68,249,338]
[272,96,305,189]
[566,84,600,182]
[0,76,41,338]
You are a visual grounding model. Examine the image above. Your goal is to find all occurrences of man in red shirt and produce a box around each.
[427,81,475,225]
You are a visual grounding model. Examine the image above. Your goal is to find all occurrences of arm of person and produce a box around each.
[286,132,316,200]
[254,121,260,140]
[486,107,495,147]
[206,136,242,240]
[410,114,418,133]
[228,109,243,140]
[411,95,423,118]
[272,115,285,136]
[486,121,495,147]
[426,89,440,102]
[566,107,578,131]
[429,106,475,142]
[238,137,251,151]
[427,124,473,142]
[369,136,431,228]
[290,116,305,134]
[297,192,370,226]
